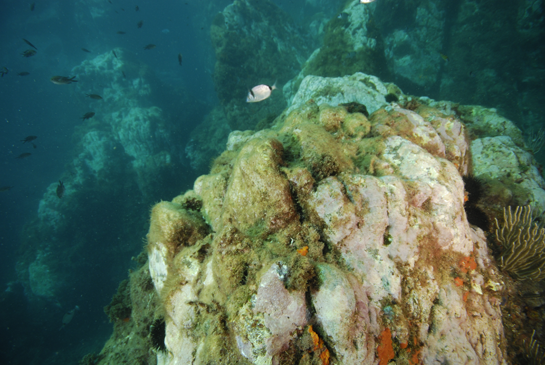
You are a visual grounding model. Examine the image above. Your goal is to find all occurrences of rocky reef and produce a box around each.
[283,0,389,102]
[134,72,545,364]
[16,49,208,313]
[374,0,545,131]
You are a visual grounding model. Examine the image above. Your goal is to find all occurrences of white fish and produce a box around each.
[246,82,276,103]
[59,305,80,330]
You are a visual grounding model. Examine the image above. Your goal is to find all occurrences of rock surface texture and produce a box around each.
[147,73,527,364]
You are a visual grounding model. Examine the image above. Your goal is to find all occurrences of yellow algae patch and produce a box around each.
[222,137,297,235]
[147,201,209,256]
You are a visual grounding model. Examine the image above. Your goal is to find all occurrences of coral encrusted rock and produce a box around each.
[147,73,516,364]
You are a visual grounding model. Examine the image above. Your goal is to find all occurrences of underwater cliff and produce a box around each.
[84,72,545,365]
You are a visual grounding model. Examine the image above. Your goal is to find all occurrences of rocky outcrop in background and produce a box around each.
[16,49,208,318]
[210,0,313,131]
[374,0,545,134]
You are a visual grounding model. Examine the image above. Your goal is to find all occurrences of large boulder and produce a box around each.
[147,73,516,364]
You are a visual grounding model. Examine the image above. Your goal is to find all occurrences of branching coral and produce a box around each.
[494,206,545,280]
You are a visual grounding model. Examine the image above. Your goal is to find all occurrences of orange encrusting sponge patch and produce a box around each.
[308,325,330,365]
[459,255,477,273]
[377,327,395,365]
[297,246,309,256]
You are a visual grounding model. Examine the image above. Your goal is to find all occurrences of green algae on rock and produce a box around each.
[143,73,537,364]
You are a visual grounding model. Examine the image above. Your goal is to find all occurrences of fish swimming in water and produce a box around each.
[59,305,79,330]
[246,82,277,103]
[56,181,65,198]
[113,50,118,59]
[23,38,38,50]
[86,94,103,100]
[21,136,37,144]
[30,3,35,11]
[135,6,139,11]
[144,44,156,50]
[82,48,91,53]
[16,153,31,159]
[21,49,36,57]
[50,76,77,85]
[1,67,8,77]
[137,20,143,28]
[360,0,377,3]
[81,112,95,120]
[122,71,126,78]
[18,72,30,76]
[117,31,126,35]
[0,186,14,192]
[178,53,182,66]
[32,143,37,149]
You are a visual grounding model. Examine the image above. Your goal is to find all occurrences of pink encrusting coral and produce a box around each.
[144,73,536,364]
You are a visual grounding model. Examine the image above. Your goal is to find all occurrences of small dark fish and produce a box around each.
[16,153,31,159]
[18,72,30,76]
[21,49,37,57]
[108,0,112,3]
[23,38,38,50]
[86,94,103,100]
[0,186,14,192]
[120,8,125,11]
[56,181,65,199]
[117,31,126,35]
[50,76,77,85]
[143,44,156,50]
[21,136,37,144]
[113,50,118,59]
[135,6,139,11]
[30,3,35,11]
[122,71,126,78]
[81,112,95,120]
[137,20,143,28]
[82,48,91,53]
[0,67,7,77]
[178,53,182,66]
[32,143,37,149]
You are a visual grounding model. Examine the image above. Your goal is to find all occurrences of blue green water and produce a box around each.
[0,0,543,364]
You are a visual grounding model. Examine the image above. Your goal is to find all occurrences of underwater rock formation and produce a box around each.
[17,49,205,304]
[284,0,389,102]
[211,0,312,131]
[374,0,545,128]
[375,0,445,90]
[146,73,521,364]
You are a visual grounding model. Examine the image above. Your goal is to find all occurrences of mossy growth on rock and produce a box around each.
[86,254,160,365]
[104,279,131,322]
[142,77,531,364]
